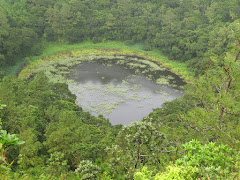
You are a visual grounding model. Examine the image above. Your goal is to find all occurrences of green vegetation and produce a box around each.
[1,0,240,77]
[134,140,240,179]
[0,0,240,179]
[176,140,239,179]
[0,104,24,178]
[18,41,192,82]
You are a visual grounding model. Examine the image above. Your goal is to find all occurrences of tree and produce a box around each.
[183,44,240,146]
[17,128,44,171]
[0,6,10,66]
[176,140,240,179]
[206,0,236,24]
[0,103,24,177]
[107,121,165,178]
[75,160,100,180]
[44,110,114,170]
[208,20,240,55]
[45,2,85,43]
[134,140,240,179]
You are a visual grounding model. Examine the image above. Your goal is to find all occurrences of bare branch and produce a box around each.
[235,50,240,62]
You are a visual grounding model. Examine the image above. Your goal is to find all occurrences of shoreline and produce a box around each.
[18,41,194,82]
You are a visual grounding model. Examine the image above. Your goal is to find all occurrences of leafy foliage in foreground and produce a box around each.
[134,140,240,180]
[176,140,240,179]
[0,104,24,178]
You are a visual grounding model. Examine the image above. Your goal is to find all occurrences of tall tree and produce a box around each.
[0,6,10,66]
[183,45,240,146]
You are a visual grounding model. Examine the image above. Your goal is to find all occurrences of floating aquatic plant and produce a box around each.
[156,78,170,85]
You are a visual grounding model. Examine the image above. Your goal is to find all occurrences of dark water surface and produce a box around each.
[68,57,185,125]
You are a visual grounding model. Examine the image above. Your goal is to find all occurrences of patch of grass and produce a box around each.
[28,41,129,61]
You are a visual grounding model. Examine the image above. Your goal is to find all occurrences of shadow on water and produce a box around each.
[67,57,186,125]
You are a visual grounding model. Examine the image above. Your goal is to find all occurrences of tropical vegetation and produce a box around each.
[0,0,239,179]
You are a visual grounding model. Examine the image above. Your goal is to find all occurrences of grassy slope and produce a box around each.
[19,41,194,81]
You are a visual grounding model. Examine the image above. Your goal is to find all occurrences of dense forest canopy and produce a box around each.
[0,0,240,73]
[0,0,239,179]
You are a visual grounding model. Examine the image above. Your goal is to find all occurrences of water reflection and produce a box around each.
[68,58,185,125]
